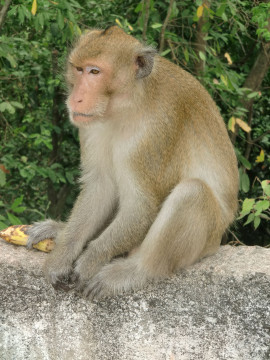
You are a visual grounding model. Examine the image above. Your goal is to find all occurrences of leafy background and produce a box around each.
[0,0,269,247]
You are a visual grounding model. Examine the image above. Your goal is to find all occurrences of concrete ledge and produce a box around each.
[0,239,269,360]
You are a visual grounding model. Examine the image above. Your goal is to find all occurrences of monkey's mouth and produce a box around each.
[73,112,93,118]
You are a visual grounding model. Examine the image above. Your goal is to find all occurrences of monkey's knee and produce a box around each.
[139,179,222,274]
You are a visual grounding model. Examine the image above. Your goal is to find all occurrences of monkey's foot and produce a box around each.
[79,273,114,300]
[72,249,107,293]
[79,257,147,300]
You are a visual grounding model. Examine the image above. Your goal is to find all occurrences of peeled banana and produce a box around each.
[0,225,55,252]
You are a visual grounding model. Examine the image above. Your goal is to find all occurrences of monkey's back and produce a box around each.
[135,56,238,223]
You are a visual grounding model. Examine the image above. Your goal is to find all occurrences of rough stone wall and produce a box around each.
[0,240,269,360]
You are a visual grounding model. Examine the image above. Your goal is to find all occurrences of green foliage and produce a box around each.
[252,3,270,41]
[238,180,270,230]
[0,0,269,245]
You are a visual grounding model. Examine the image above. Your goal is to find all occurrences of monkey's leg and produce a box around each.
[27,220,65,248]
[84,179,223,299]
[72,199,156,293]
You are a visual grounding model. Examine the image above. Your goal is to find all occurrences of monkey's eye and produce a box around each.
[86,66,100,75]
[91,69,100,74]
[76,67,83,74]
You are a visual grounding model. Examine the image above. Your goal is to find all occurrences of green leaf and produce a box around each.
[19,168,29,178]
[11,195,23,210]
[37,13,44,28]
[6,54,17,67]
[151,23,162,29]
[247,91,259,99]
[242,198,255,213]
[51,23,59,36]
[254,200,270,214]
[0,102,15,114]
[237,211,249,220]
[261,200,270,211]
[0,222,9,230]
[199,51,206,61]
[7,212,22,225]
[13,206,27,214]
[254,216,261,229]
[10,196,26,214]
[244,213,255,226]
[18,6,25,24]
[57,10,65,30]
[221,12,228,22]
[240,173,250,193]
[8,5,18,16]
[10,101,24,109]
[238,154,251,170]
[135,2,142,13]
[261,180,270,196]
[66,171,74,184]
[216,4,227,17]
[184,48,189,63]
[161,49,171,57]
[0,170,6,186]
[220,74,228,86]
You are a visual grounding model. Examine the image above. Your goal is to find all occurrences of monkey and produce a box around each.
[27,26,239,300]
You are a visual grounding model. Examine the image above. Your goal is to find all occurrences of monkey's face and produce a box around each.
[65,26,156,127]
[66,58,114,126]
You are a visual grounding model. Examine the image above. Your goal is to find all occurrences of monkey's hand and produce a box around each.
[43,244,75,291]
[72,243,109,295]
[27,219,64,249]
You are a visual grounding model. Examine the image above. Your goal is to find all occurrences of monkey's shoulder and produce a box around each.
[153,56,209,99]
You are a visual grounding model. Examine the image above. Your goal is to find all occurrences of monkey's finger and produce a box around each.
[52,281,74,292]
[70,272,80,284]
[0,225,55,252]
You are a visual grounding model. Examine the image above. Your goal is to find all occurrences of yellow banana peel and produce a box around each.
[0,225,55,253]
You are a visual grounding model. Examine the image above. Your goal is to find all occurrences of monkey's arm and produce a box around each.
[42,176,117,287]
[73,199,155,292]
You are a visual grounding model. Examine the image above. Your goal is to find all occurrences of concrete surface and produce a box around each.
[0,239,269,360]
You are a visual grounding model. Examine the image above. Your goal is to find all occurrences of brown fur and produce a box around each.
[27,26,238,299]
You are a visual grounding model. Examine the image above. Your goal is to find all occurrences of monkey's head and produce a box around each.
[66,26,157,127]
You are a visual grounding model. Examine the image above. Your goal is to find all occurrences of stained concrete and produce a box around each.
[0,239,269,360]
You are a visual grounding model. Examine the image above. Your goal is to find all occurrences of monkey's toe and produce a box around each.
[83,280,107,300]
[80,274,118,301]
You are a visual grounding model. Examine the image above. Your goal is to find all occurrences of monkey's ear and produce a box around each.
[135,48,157,79]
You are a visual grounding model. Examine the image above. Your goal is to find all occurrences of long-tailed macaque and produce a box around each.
[27,26,238,299]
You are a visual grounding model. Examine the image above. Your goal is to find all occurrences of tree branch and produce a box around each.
[159,0,174,53]
[193,2,210,76]
[253,129,270,144]
[231,20,270,146]
[142,0,150,42]
[0,0,12,31]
